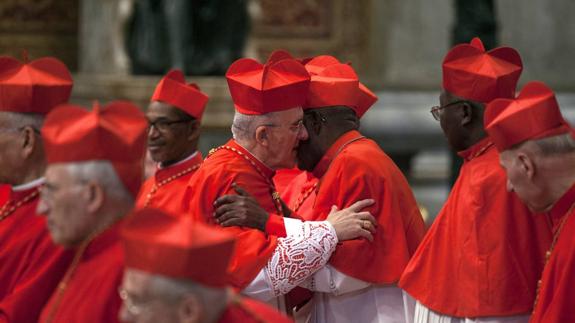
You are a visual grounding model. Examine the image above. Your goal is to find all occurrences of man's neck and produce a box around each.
[159,150,197,169]
[14,163,46,187]
[206,289,233,323]
[234,139,274,170]
[541,155,575,209]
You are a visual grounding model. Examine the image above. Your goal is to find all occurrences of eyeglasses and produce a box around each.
[147,118,194,133]
[430,100,467,121]
[263,119,304,133]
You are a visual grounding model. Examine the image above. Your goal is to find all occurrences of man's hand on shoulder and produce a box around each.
[213,183,270,231]
[327,199,377,242]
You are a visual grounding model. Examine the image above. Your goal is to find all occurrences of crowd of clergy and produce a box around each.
[0,37,573,323]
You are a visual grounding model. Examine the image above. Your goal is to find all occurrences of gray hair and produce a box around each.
[231,111,281,141]
[65,160,133,203]
[527,133,575,156]
[0,111,44,130]
[149,274,226,306]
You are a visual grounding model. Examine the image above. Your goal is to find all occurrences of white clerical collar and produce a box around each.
[13,177,45,192]
[159,151,198,170]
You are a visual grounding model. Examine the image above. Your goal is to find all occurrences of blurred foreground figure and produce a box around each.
[37,101,147,323]
[0,55,74,323]
[485,81,575,323]
[399,38,552,322]
[119,208,292,323]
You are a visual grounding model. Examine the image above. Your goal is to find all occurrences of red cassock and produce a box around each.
[185,139,281,289]
[39,225,124,323]
[399,138,553,317]
[291,130,426,283]
[0,186,73,323]
[530,183,575,323]
[135,152,203,214]
[218,296,292,322]
[277,170,317,219]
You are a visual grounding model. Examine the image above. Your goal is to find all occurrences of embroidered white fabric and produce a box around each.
[265,221,338,297]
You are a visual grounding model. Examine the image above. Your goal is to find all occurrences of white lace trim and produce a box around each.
[265,221,338,296]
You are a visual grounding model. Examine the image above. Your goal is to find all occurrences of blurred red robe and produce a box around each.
[0,184,73,323]
[530,183,575,323]
[218,296,292,322]
[39,225,123,323]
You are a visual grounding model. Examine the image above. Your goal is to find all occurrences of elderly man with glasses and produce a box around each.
[0,55,74,323]
[399,38,552,322]
[135,70,208,215]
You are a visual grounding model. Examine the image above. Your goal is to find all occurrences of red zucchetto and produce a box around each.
[303,55,377,118]
[485,81,572,151]
[225,51,310,115]
[442,37,522,103]
[41,101,147,197]
[122,208,236,287]
[151,69,208,120]
[0,55,73,114]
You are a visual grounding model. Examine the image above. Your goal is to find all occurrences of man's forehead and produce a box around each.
[124,268,153,294]
[146,101,184,119]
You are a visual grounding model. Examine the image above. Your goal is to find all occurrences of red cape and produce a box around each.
[40,225,124,323]
[185,139,279,289]
[399,138,552,317]
[296,130,426,283]
[530,183,575,323]
[0,185,73,323]
[135,152,203,215]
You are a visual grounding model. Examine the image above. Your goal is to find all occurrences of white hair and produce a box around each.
[149,274,226,306]
[0,111,44,130]
[65,160,133,203]
[231,111,281,141]
[526,133,575,156]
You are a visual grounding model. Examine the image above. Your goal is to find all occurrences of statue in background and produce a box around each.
[127,0,249,76]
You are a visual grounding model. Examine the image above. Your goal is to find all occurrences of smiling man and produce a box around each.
[485,81,575,323]
[135,70,208,214]
[37,101,147,323]
[399,38,552,323]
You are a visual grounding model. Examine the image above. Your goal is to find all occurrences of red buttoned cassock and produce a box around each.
[0,55,74,323]
[39,101,147,323]
[184,52,310,289]
[399,39,553,318]
[135,70,208,214]
[485,81,575,322]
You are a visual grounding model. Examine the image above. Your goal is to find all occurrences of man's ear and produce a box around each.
[306,111,323,135]
[517,152,536,181]
[255,126,269,146]
[187,120,200,142]
[460,103,473,126]
[20,126,38,159]
[85,182,105,214]
[179,294,203,323]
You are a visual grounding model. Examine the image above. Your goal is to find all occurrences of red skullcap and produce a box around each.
[151,69,208,120]
[443,37,523,103]
[485,81,572,151]
[122,208,236,287]
[42,101,147,197]
[225,50,310,115]
[303,55,378,118]
[0,55,73,114]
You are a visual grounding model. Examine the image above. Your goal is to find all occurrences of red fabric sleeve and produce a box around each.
[265,213,286,237]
